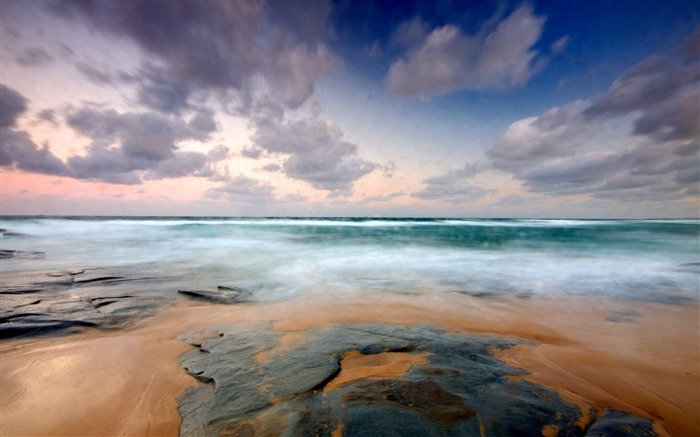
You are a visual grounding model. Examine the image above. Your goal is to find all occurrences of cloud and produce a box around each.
[364,191,405,202]
[412,162,493,202]
[265,0,331,43]
[207,144,231,161]
[66,107,215,160]
[241,146,264,159]
[583,28,700,142]
[63,106,225,184]
[389,17,429,49]
[15,47,53,67]
[205,175,275,203]
[1,86,230,185]
[0,84,28,128]
[549,36,570,54]
[252,114,377,195]
[365,41,382,58]
[413,184,494,202]
[35,108,59,125]
[263,43,337,109]
[54,0,336,113]
[422,162,491,186]
[134,65,192,115]
[487,28,700,202]
[0,129,70,176]
[0,85,70,176]
[411,183,495,203]
[381,160,396,178]
[387,4,547,98]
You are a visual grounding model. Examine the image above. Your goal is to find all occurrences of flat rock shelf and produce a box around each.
[0,267,169,338]
[177,323,656,437]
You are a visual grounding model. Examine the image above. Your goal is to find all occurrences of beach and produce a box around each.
[1,218,698,436]
[3,1,699,434]
[2,292,698,436]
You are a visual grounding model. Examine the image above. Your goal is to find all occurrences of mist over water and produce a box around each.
[1,217,698,304]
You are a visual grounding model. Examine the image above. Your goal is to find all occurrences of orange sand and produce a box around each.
[323,350,431,392]
[1,291,698,436]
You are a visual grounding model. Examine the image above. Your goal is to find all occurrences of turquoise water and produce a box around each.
[1,217,698,304]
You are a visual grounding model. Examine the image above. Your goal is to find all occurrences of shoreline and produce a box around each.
[1,291,698,436]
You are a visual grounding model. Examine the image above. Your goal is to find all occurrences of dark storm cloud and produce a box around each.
[486,28,700,201]
[0,84,28,128]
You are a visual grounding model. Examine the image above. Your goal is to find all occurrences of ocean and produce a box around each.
[1,217,698,304]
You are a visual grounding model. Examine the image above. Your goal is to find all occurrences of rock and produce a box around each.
[0,270,75,294]
[178,285,251,303]
[584,409,656,436]
[0,267,169,338]
[343,379,476,425]
[177,323,656,436]
[0,228,23,236]
[0,249,45,259]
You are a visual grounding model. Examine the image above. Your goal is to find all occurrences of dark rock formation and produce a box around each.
[177,323,658,436]
[0,268,168,338]
[0,249,45,259]
[178,285,251,304]
[583,409,656,436]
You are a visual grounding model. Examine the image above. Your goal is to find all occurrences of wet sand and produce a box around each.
[323,350,432,392]
[1,291,698,436]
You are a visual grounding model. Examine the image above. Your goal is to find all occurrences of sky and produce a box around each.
[0,0,698,218]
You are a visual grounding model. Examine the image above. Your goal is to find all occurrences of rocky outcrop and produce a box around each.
[0,249,45,259]
[177,323,657,436]
[178,285,251,304]
[0,268,167,338]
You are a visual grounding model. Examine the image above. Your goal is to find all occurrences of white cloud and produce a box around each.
[252,114,377,195]
[412,162,494,202]
[387,4,547,98]
[486,28,700,202]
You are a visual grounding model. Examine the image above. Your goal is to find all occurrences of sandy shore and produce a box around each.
[1,291,698,436]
